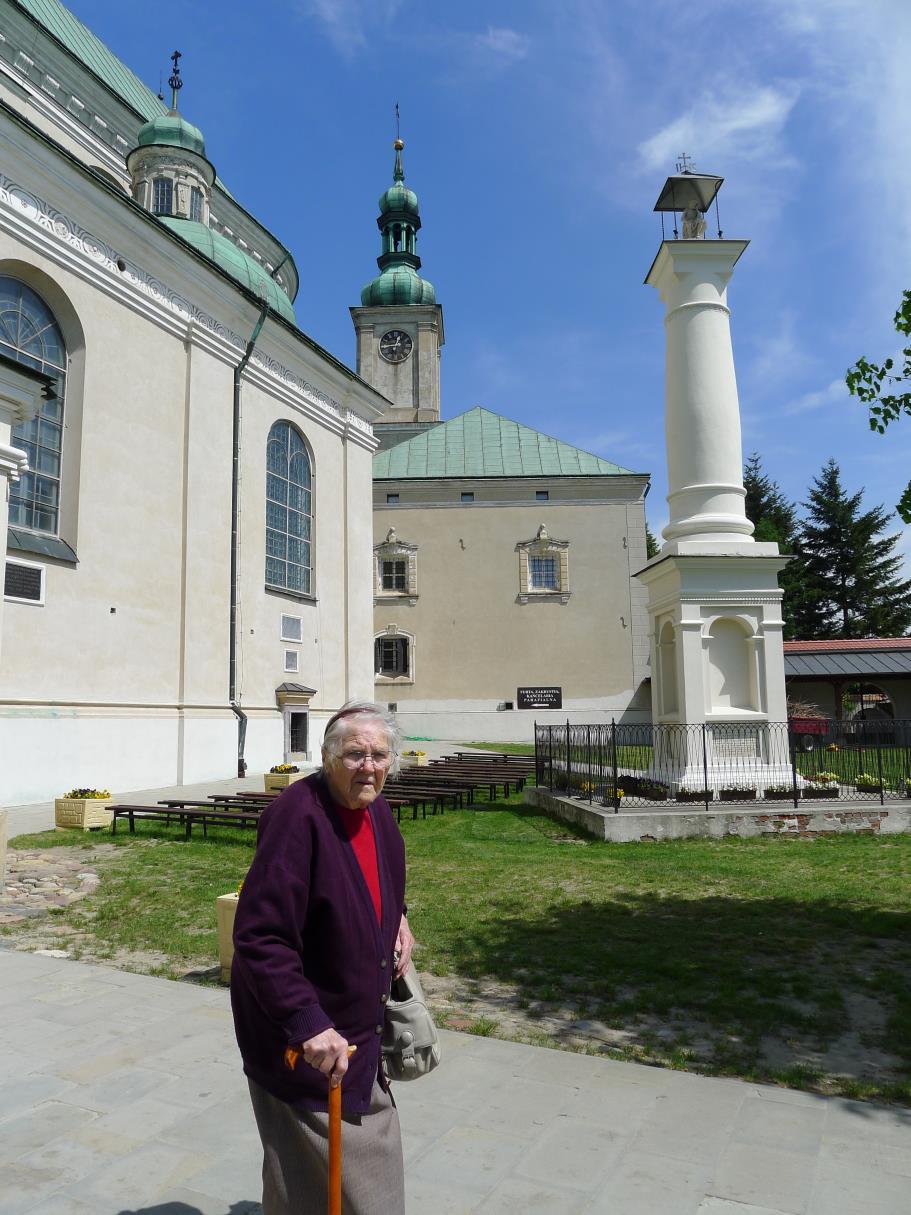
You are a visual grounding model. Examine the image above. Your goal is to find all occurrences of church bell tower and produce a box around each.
[350,138,443,424]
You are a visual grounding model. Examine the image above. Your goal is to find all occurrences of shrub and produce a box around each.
[810,771,839,784]
[269,764,300,774]
[63,788,111,799]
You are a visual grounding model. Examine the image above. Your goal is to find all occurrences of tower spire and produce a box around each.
[360,132,435,307]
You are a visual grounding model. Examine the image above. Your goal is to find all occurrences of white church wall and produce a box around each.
[0,102,384,805]
[0,710,179,805]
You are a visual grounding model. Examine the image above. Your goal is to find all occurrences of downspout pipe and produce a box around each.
[230,258,290,776]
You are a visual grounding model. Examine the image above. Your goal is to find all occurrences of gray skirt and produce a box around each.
[247,1076,405,1215]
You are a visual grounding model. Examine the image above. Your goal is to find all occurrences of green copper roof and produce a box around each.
[15,0,171,118]
[136,111,207,157]
[361,139,434,307]
[361,266,435,307]
[158,218,296,323]
[373,408,634,479]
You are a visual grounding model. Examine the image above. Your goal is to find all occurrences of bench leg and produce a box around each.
[130,812,136,834]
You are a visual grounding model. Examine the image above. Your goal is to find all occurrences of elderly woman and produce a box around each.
[231,700,414,1215]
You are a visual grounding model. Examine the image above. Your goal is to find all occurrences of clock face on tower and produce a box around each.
[379,330,413,364]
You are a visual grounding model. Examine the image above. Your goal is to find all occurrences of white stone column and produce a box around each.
[646,240,753,545]
[0,361,45,669]
[636,235,793,793]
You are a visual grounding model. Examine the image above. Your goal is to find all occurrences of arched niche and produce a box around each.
[657,619,679,716]
[706,616,755,712]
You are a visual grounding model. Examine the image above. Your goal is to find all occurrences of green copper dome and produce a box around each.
[379,181,419,216]
[158,218,296,322]
[361,266,435,306]
[361,139,434,306]
[136,111,207,157]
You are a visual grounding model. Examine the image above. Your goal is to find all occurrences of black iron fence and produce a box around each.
[534,719,911,812]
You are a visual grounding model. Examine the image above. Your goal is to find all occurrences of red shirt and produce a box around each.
[335,805,382,924]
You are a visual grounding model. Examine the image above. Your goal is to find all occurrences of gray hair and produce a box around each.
[321,700,404,776]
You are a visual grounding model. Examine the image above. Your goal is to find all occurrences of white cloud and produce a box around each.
[473,26,529,64]
[297,0,404,56]
[637,85,799,176]
[782,378,849,416]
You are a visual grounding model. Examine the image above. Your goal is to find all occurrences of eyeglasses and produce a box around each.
[340,750,392,770]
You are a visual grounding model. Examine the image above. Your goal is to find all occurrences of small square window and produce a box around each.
[381,559,408,592]
[281,614,303,642]
[461,492,474,503]
[284,649,299,673]
[386,493,399,504]
[536,490,549,501]
[189,187,203,222]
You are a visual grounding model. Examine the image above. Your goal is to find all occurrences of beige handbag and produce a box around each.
[381,965,441,1081]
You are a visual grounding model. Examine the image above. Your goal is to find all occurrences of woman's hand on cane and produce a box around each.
[286,1030,356,1087]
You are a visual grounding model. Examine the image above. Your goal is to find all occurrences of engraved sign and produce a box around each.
[4,562,42,602]
[711,732,760,761]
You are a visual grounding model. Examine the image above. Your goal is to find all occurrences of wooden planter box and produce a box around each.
[216,892,239,983]
[719,789,758,802]
[400,754,428,766]
[54,797,113,831]
[676,791,709,804]
[801,787,840,800]
[854,785,884,796]
[763,790,796,802]
[264,771,306,793]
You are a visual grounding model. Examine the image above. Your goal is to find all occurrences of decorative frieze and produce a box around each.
[0,172,375,442]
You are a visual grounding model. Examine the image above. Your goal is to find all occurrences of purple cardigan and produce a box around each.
[230,772,406,1114]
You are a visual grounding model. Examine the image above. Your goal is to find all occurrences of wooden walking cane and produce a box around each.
[284,1043,357,1215]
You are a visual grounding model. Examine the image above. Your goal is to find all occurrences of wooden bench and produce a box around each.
[110,804,261,840]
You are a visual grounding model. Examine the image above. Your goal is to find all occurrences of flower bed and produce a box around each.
[676,788,709,804]
[718,787,758,802]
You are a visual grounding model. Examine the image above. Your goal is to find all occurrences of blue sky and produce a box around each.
[70,0,911,554]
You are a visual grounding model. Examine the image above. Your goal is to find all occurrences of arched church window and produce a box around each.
[152,177,173,216]
[265,421,313,596]
[0,277,67,535]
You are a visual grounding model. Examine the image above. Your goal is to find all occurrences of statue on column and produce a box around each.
[681,204,706,239]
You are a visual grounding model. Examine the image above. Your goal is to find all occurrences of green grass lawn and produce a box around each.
[9,795,911,1103]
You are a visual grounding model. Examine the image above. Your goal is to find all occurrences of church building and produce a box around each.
[354,143,653,740]
[0,0,386,804]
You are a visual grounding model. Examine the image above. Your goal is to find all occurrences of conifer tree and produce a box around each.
[743,453,797,547]
[645,522,659,559]
[793,459,911,638]
[742,453,810,638]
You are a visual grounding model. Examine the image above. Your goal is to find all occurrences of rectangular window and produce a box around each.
[4,559,45,604]
[461,492,474,503]
[281,614,302,642]
[284,649,299,673]
[529,556,558,590]
[376,636,409,676]
[289,711,308,754]
[152,177,173,215]
[386,493,399,504]
[381,559,408,592]
[189,187,203,222]
[535,490,549,501]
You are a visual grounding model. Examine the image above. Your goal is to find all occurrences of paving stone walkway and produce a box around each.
[1,948,909,1215]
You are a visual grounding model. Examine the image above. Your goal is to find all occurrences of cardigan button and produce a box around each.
[380,958,387,968]
[380,993,388,1004]
[375,1024,383,1034]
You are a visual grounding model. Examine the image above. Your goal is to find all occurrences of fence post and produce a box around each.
[611,719,620,814]
[790,725,799,808]
[587,725,593,804]
[875,727,885,806]
[566,718,571,797]
[702,724,710,812]
[548,725,554,792]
